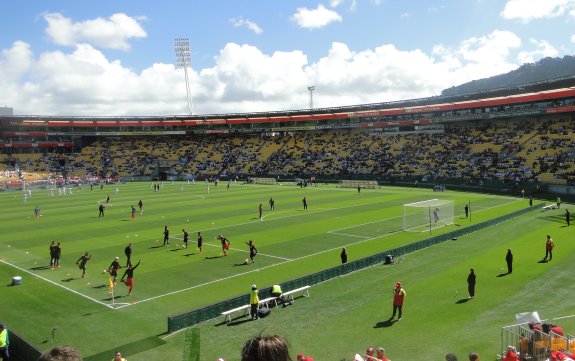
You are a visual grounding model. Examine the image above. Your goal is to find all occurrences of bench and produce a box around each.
[282,285,310,303]
[221,286,311,323]
[221,304,251,323]
[221,297,279,323]
[542,204,558,211]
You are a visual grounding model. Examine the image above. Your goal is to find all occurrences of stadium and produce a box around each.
[1,68,575,361]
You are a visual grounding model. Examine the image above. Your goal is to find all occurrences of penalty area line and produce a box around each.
[0,259,113,309]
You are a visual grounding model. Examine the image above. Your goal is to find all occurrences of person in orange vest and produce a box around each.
[391,282,406,321]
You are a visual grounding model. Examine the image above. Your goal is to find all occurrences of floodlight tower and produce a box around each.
[174,38,195,115]
[307,86,316,110]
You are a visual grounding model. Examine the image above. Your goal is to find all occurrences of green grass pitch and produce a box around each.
[0,182,572,360]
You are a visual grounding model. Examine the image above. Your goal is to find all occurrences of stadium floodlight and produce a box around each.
[174,37,195,115]
[403,199,454,233]
[308,86,316,109]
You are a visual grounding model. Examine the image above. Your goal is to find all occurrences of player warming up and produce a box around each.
[246,240,258,263]
[108,257,123,283]
[75,252,91,278]
[121,260,141,296]
[162,225,170,246]
[218,235,231,256]
[197,232,203,254]
[182,229,189,249]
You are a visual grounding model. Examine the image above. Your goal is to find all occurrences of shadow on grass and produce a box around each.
[456,298,471,304]
[103,295,127,301]
[84,335,166,361]
[233,262,250,267]
[497,272,511,277]
[170,248,182,252]
[538,259,549,263]
[61,278,75,282]
[30,265,51,270]
[205,256,223,260]
[92,284,107,289]
[183,253,195,257]
[374,317,398,328]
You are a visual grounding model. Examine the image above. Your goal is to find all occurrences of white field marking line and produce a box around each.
[169,235,293,261]
[326,198,521,239]
[261,210,293,220]
[125,197,525,312]
[0,259,113,309]
[117,258,292,310]
[327,232,371,239]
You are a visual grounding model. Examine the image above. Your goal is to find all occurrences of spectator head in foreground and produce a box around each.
[37,346,83,361]
[446,353,458,361]
[241,334,291,361]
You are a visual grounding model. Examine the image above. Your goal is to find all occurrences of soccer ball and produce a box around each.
[103,269,107,273]
[244,259,249,265]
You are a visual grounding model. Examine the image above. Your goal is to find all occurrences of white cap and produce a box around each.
[251,284,257,289]
[115,257,119,260]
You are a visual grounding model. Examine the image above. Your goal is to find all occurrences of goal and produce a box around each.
[403,199,454,232]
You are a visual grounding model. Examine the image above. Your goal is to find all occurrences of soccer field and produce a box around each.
[1,182,568,360]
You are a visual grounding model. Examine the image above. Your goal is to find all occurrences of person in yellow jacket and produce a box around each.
[271,284,288,307]
[250,284,260,320]
[0,323,8,361]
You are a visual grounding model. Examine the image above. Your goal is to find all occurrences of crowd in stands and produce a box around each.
[2,117,574,186]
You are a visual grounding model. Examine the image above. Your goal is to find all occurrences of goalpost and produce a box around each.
[403,199,454,232]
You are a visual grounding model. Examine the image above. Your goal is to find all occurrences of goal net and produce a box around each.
[403,199,454,232]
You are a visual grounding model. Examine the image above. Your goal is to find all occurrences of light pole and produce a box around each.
[174,38,195,115]
[307,86,316,110]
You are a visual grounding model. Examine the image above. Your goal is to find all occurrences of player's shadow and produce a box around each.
[373,317,398,328]
[205,256,223,260]
[170,248,182,252]
[92,284,107,289]
[538,259,549,263]
[183,253,195,257]
[497,272,511,277]
[149,245,164,249]
[61,278,74,282]
[233,262,250,267]
[456,298,471,304]
[30,266,51,270]
[103,295,126,301]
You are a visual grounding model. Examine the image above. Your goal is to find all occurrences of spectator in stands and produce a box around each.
[391,282,406,321]
[502,346,519,361]
[365,347,375,361]
[37,346,82,361]
[112,351,127,361]
[376,347,390,361]
[241,334,291,361]
[0,324,8,361]
[468,352,479,361]
[542,323,564,336]
[341,247,348,264]
[467,269,476,299]
[445,354,458,361]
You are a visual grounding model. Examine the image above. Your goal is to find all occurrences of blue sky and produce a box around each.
[1,0,574,116]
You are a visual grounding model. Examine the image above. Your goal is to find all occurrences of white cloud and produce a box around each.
[230,17,263,34]
[44,12,147,50]
[1,28,560,116]
[330,0,344,7]
[291,5,343,29]
[400,12,411,18]
[572,34,575,43]
[517,39,559,63]
[500,0,575,22]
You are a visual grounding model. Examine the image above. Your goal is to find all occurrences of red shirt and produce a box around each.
[393,287,406,306]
